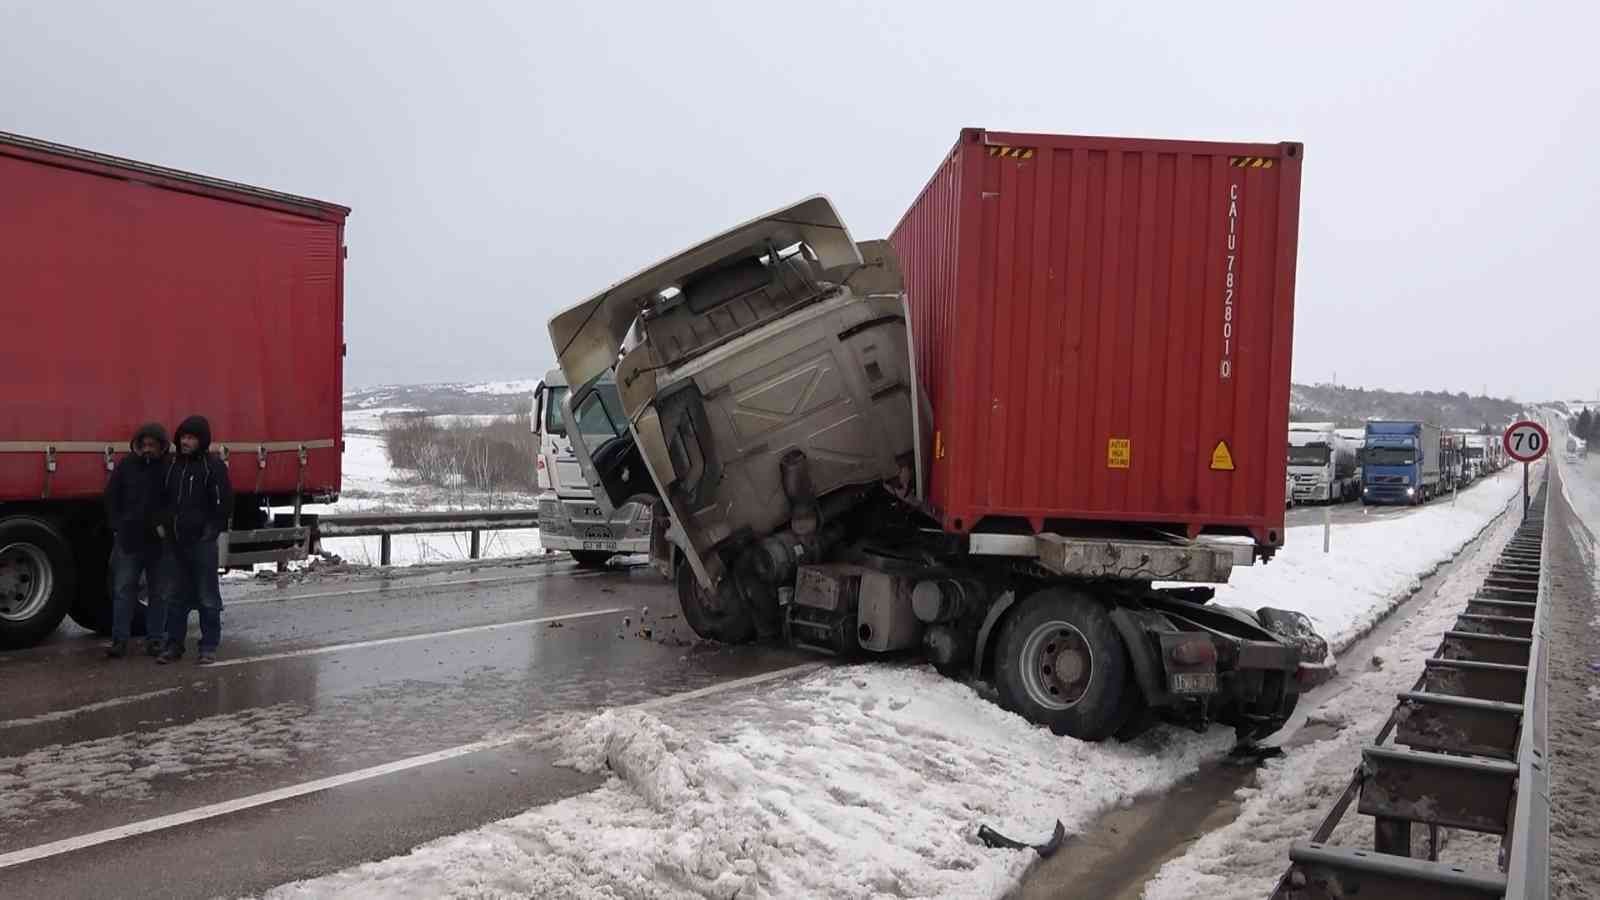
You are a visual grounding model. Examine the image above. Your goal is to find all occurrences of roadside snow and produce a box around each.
[1142,504,1523,899]
[1211,467,1524,655]
[263,666,1236,899]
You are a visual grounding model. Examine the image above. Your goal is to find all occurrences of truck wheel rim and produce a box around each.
[1020,620,1093,711]
[0,542,53,623]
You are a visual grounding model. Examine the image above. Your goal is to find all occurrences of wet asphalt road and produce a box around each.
[0,558,811,899]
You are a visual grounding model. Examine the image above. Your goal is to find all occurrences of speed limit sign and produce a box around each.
[1504,421,1549,463]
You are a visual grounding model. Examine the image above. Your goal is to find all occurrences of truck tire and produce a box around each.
[675,561,756,644]
[571,551,614,569]
[994,587,1134,742]
[0,517,76,649]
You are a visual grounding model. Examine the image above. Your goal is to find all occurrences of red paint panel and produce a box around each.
[891,129,1302,550]
[0,133,349,502]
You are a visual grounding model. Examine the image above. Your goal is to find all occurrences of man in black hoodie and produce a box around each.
[158,415,232,665]
[103,423,171,658]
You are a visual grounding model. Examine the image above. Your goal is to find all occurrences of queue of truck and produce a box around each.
[1281,417,1512,509]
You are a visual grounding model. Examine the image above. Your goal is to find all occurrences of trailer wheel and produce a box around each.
[0,517,76,649]
[571,551,614,569]
[995,588,1134,742]
[675,561,756,644]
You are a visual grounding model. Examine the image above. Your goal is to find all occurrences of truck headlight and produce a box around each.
[1406,487,1415,496]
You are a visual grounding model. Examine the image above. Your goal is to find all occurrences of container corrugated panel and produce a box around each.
[0,132,349,503]
[891,128,1302,550]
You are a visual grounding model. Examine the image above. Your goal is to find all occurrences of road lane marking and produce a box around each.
[0,687,184,730]
[226,564,642,608]
[2,609,631,729]
[0,661,823,870]
[210,607,631,668]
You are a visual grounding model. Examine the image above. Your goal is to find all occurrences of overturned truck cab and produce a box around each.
[549,190,1325,743]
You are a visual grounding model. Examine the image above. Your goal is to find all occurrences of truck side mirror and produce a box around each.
[532,381,545,434]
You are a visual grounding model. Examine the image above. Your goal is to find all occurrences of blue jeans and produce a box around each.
[163,539,223,655]
[111,541,169,643]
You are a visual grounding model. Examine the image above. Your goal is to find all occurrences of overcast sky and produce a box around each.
[4,2,1595,400]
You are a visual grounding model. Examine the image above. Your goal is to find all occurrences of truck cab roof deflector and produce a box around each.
[548,195,862,389]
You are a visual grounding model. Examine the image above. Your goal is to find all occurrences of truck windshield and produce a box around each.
[1365,447,1417,466]
[1465,447,1484,459]
[543,383,625,439]
[1287,445,1330,466]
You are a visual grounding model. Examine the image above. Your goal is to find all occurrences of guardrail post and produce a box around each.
[470,529,481,560]
[1374,818,1410,857]
[380,533,392,567]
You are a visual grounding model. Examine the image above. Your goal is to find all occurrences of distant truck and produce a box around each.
[531,370,649,567]
[1463,433,1490,479]
[549,130,1329,744]
[0,131,348,649]
[1361,421,1443,505]
[1285,423,1360,503]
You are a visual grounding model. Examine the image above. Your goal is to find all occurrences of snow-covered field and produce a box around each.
[259,409,544,571]
[261,468,1528,899]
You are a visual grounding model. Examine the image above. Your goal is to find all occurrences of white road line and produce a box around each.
[226,565,628,608]
[0,687,184,730]
[2,610,629,728]
[209,607,631,668]
[0,661,823,870]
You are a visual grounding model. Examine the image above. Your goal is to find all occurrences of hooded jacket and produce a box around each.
[104,422,171,547]
[162,415,234,544]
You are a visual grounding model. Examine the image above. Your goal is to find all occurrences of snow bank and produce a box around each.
[264,667,1236,899]
[1143,507,1523,900]
[1212,467,1524,654]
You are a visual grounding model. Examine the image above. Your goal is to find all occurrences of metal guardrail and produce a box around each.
[1273,473,1552,899]
[314,508,541,566]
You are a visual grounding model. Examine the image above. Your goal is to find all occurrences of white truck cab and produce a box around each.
[532,369,649,567]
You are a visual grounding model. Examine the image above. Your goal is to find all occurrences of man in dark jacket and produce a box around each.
[103,423,171,658]
[158,415,232,665]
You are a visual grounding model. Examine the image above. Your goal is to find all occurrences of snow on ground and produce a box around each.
[230,410,545,575]
[1142,502,1524,899]
[264,666,1236,900]
[464,379,542,396]
[0,700,313,823]
[1208,466,1525,656]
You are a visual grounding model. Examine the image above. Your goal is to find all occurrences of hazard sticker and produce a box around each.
[1210,441,1235,471]
[1107,438,1131,469]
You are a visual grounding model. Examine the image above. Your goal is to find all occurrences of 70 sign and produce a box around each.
[1503,421,1549,464]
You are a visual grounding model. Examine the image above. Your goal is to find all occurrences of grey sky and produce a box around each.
[4,2,1595,400]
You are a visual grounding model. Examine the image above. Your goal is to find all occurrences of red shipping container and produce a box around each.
[0,131,349,504]
[891,128,1302,552]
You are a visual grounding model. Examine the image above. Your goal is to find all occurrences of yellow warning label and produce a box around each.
[1107,438,1131,469]
[1229,156,1276,168]
[1210,441,1236,471]
[987,146,1036,159]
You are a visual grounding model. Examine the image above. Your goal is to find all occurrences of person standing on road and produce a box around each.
[103,423,172,658]
[158,415,232,665]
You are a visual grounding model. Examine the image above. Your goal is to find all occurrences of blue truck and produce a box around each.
[1361,421,1443,506]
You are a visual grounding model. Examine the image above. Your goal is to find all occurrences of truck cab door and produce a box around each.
[563,378,650,514]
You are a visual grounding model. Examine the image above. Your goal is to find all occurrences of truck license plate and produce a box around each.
[582,541,617,552]
[1169,672,1217,694]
